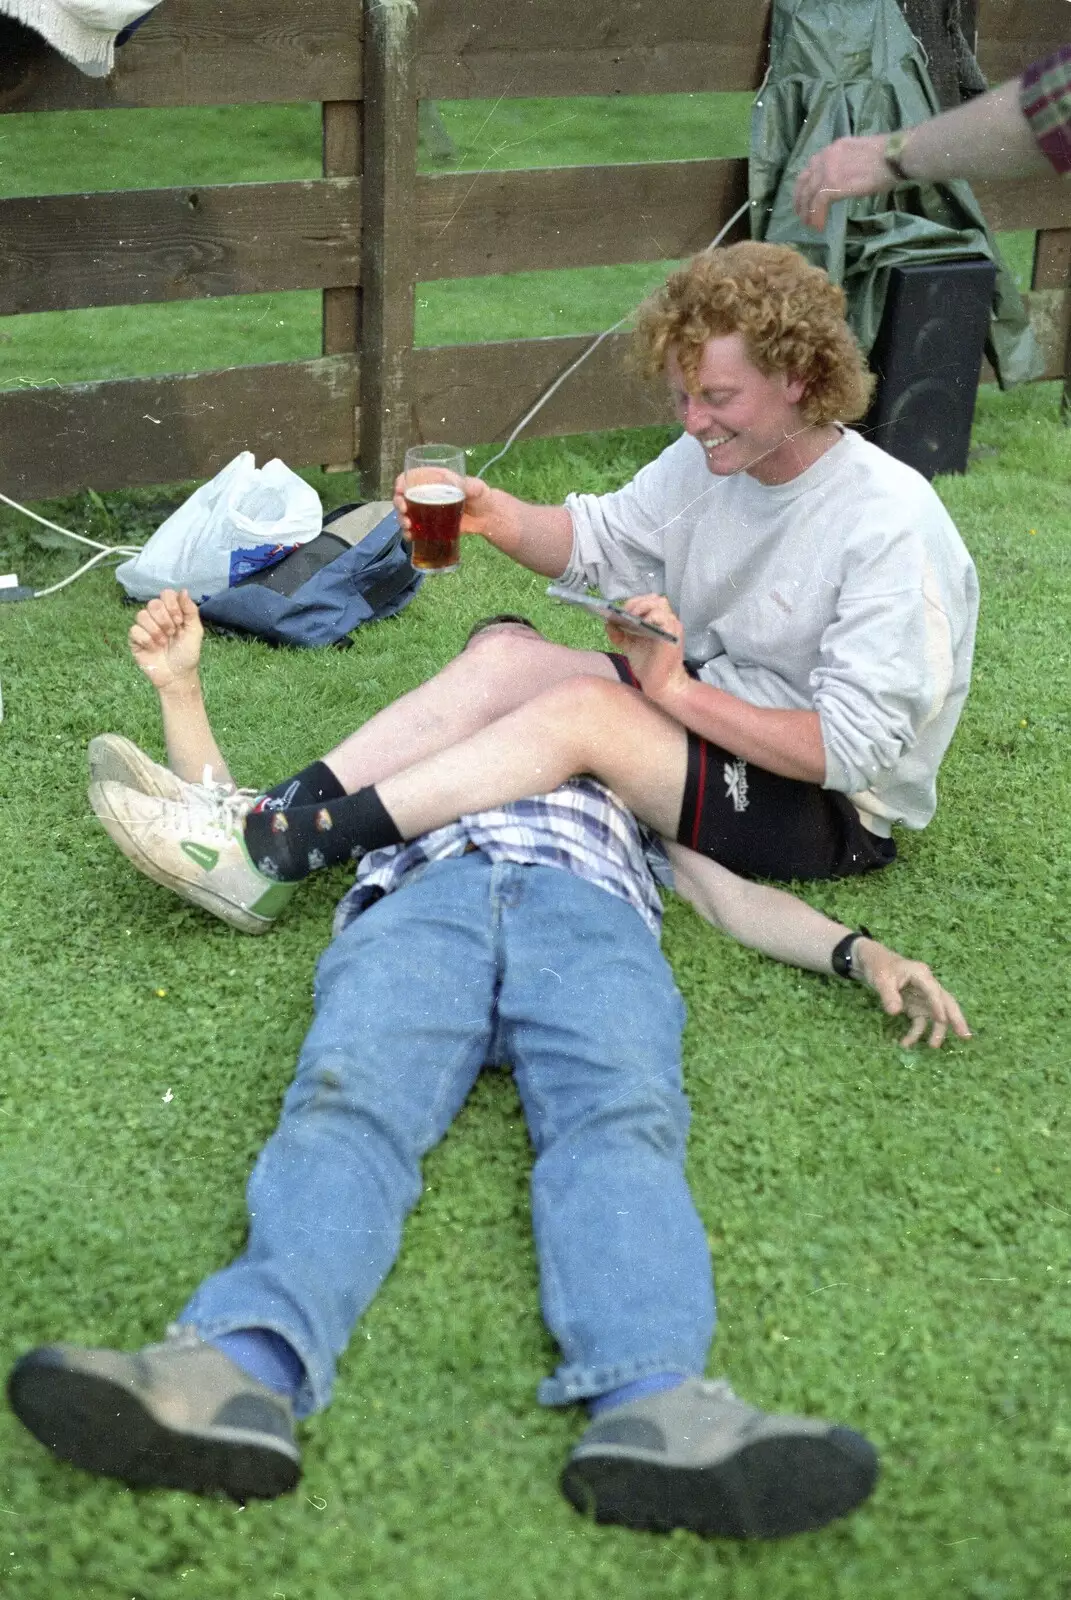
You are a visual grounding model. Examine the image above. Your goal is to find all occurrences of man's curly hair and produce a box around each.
[634,242,875,426]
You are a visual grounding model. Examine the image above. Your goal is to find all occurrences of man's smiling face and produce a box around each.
[665,333,812,487]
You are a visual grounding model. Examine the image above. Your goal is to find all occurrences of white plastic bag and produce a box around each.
[116,453,322,603]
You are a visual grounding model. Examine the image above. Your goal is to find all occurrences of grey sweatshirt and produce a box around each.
[559,428,979,834]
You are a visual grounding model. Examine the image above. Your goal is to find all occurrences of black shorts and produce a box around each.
[606,652,896,883]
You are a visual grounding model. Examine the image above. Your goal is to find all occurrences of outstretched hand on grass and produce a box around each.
[129,588,203,693]
[854,940,971,1049]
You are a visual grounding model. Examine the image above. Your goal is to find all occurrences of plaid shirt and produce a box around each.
[332,778,669,941]
[1020,45,1071,175]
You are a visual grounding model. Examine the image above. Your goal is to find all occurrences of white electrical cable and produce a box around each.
[475,312,635,482]
[0,489,139,555]
[476,197,755,480]
[30,546,129,599]
[0,486,141,599]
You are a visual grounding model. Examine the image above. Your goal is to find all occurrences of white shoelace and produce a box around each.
[165,784,258,840]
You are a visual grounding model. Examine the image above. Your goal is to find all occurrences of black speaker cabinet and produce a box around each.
[860,257,997,479]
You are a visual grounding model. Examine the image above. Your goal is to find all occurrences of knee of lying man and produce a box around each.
[553,1084,689,1155]
[289,1059,410,1129]
[287,1059,359,1114]
[462,614,544,653]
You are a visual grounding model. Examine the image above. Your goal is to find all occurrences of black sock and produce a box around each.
[243,786,404,882]
[255,760,346,811]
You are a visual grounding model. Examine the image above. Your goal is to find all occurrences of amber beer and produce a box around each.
[404,482,465,572]
[403,444,467,574]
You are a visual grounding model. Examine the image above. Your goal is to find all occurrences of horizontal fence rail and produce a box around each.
[0,0,361,112]
[415,160,751,280]
[411,332,672,445]
[0,180,360,314]
[5,0,1059,118]
[0,357,357,499]
[3,165,1067,320]
[970,175,1071,236]
[0,0,1068,502]
[414,0,771,99]
[976,0,1070,83]
[411,295,1070,449]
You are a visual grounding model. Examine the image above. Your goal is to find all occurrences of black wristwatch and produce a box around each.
[831,927,873,980]
[883,131,913,183]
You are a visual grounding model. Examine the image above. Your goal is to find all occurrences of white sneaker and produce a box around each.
[88,735,197,802]
[89,780,296,934]
[87,734,242,804]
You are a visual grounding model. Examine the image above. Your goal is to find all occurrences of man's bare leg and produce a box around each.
[375,675,689,841]
[322,625,619,791]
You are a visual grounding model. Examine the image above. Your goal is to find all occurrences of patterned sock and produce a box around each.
[252,760,346,812]
[210,1328,306,1400]
[587,1371,685,1418]
[243,785,403,882]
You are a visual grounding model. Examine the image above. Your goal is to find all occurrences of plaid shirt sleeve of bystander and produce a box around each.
[1019,45,1071,175]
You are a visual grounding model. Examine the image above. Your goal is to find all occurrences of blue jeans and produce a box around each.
[179,856,715,1417]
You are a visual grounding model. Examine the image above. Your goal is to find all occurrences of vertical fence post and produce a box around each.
[1031,228,1071,421]
[1029,230,1071,296]
[358,0,420,497]
[322,97,361,472]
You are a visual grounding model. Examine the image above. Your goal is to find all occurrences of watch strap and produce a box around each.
[831,926,873,980]
[883,131,913,183]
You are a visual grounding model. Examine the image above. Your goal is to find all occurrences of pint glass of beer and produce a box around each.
[403,444,466,573]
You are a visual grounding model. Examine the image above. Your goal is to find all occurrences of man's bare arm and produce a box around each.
[658,677,826,784]
[129,589,235,788]
[666,842,971,1049]
[608,594,827,784]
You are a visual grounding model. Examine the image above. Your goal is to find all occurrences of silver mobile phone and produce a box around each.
[546,585,680,645]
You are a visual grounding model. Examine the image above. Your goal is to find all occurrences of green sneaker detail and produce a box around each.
[181,841,220,872]
[89,779,291,936]
[247,879,299,918]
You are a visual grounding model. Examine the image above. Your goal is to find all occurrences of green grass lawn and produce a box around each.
[1,88,1069,1600]
[1,380,1070,1600]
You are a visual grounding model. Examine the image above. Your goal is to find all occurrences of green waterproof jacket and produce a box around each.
[749,0,1043,386]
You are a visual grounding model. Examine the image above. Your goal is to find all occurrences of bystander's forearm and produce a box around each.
[666,842,971,1051]
[896,77,1050,184]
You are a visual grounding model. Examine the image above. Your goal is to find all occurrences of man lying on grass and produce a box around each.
[10,606,966,1538]
[86,241,978,936]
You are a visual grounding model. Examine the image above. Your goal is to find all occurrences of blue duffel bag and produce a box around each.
[198,501,422,648]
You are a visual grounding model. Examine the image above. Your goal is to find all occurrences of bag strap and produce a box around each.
[359,537,422,615]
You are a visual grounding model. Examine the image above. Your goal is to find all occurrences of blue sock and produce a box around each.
[210,1329,306,1400]
[588,1371,685,1418]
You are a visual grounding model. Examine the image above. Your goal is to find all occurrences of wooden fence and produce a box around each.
[1,0,1069,502]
